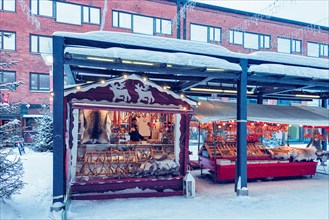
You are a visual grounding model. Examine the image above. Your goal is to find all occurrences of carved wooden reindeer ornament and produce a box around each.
[109,81,131,102]
[135,83,154,104]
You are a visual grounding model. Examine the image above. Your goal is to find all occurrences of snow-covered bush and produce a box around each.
[0,112,25,200]
[31,105,53,152]
[0,90,25,200]
[0,37,25,199]
[0,148,24,200]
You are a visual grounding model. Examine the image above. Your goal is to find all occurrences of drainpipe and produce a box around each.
[176,0,181,39]
[183,0,187,40]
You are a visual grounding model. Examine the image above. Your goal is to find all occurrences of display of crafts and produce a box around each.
[75,145,177,180]
[202,121,289,142]
[201,142,270,158]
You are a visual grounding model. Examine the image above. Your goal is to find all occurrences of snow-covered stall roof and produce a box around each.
[55,31,329,70]
[248,64,329,80]
[54,31,243,60]
[65,47,242,71]
[248,51,329,70]
[194,100,329,126]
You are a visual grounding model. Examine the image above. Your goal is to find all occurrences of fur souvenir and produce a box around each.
[80,110,112,144]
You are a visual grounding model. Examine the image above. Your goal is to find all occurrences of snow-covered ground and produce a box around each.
[1,148,328,220]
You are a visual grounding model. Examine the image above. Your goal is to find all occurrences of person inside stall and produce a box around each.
[129,117,145,141]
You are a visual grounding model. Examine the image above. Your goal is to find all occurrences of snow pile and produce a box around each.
[0,149,53,220]
[0,148,328,220]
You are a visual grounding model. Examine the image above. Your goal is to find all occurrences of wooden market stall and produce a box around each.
[194,100,329,182]
[51,30,329,208]
[64,74,196,199]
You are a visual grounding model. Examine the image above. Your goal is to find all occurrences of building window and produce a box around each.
[244,32,259,49]
[133,15,153,35]
[83,6,101,24]
[190,24,221,43]
[30,35,52,54]
[209,27,221,43]
[0,0,15,11]
[0,71,16,85]
[155,18,171,35]
[56,2,81,25]
[277,37,302,54]
[30,73,50,91]
[230,30,270,50]
[320,44,329,57]
[260,35,271,49]
[229,30,243,45]
[191,24,207,42]
[0,31,16,50]
[112,11,172,36]
[31,0,53,17]
[307,42,329,57]
[112,11,132,29]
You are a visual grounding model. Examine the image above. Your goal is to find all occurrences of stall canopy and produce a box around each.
[194,100,329,126]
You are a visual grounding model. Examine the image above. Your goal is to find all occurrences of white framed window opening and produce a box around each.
[190,24,221,43]
[229,30,243,45]
[56,1,81,25]
[230,30,270,50]
[277,37,302,54]
[83,6,101,24]
[30,35,52,54]
[31,0,53,17]
[155,18,172,35]
[112,11,172,36]
[0,31,15,50]
[307,42,329,57]
[133,15,153,35]
[112,11,132,29]
[0,0,15,12]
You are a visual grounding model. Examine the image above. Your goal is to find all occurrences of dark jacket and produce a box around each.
[129,124,144,141]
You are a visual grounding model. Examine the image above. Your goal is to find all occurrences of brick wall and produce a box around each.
[1,0,328,105]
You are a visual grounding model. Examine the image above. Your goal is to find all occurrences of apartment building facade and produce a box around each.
[1,0,328,141]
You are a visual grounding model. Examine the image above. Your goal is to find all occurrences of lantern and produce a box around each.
[183,169,195,198]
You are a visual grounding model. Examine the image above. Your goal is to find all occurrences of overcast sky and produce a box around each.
[195,0,329,27]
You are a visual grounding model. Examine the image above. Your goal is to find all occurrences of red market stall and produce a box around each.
[64,74,196,199]
[51,30,329,208]
[194,100,328,182]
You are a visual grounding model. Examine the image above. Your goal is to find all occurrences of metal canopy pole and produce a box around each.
[235,58,248,196]
[51,36,65,210]
[257,93,263,104]
[321,99,328,151]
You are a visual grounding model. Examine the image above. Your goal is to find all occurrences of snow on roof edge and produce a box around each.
[54,31,329,71]
[65,47,242,71]
[54,31,244,59]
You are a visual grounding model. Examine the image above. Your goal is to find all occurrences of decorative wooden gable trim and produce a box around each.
[65,74,196,111]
